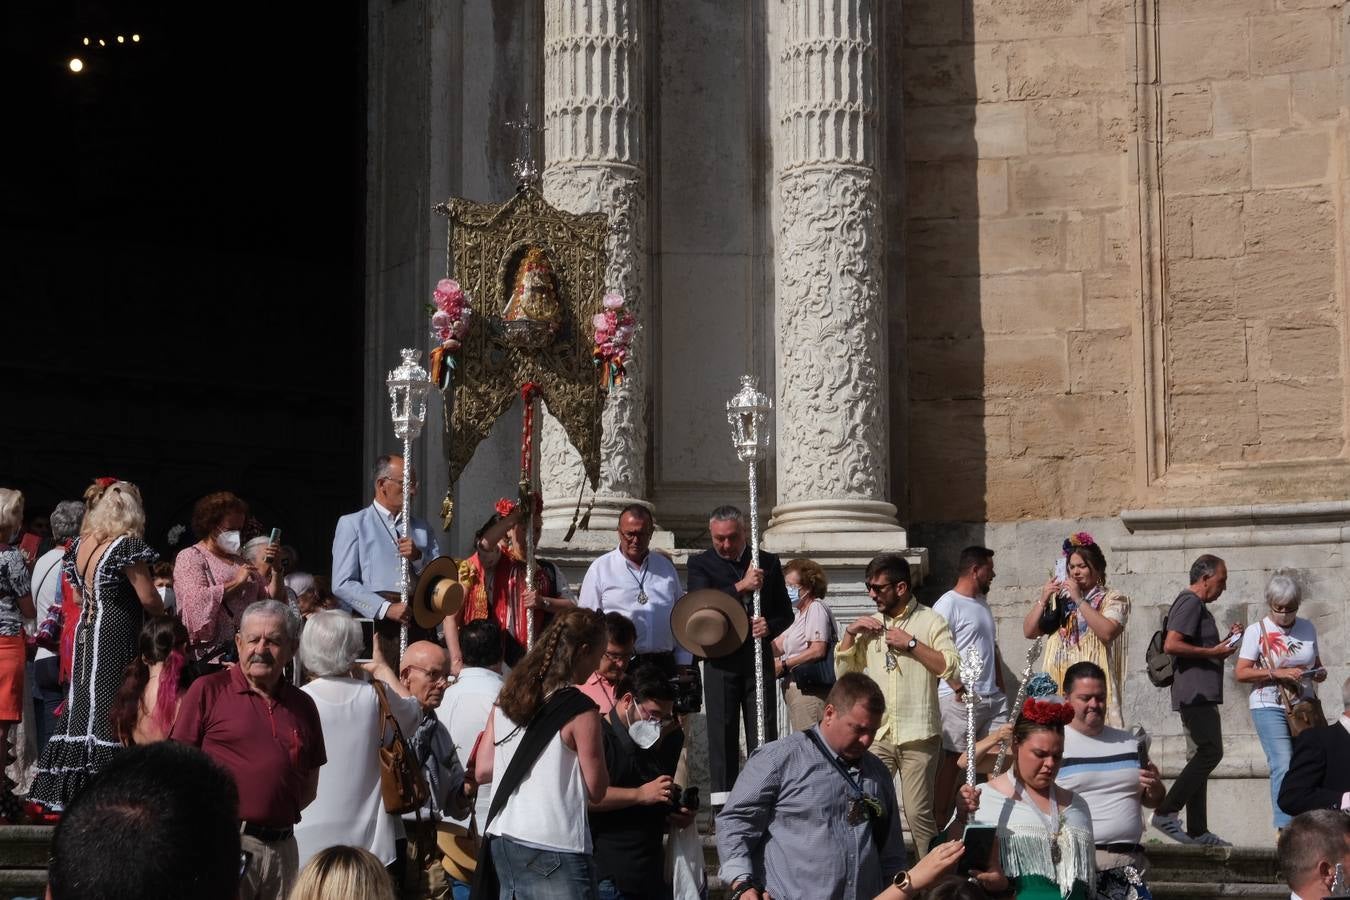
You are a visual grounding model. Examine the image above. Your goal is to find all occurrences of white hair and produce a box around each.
[50,501,85,540]
[1265,572,1302,610]
[298,610,361,677]
[239,599,301,642]
[241,537,271,564]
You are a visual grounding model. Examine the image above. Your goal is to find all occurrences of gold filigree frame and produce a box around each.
[433,185,609,528]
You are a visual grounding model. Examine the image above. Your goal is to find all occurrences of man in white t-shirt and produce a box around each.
[931,545,1006,827]
[1058,661,1164,897]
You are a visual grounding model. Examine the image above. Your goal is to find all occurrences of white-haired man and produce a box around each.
[172,600,326,900]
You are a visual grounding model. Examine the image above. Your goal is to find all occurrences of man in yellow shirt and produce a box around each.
[835,553,958,858]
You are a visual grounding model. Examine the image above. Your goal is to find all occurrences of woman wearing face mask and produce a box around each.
[771,558,836,731]
[1236,571,1326,832]
[943,697,1094,900]
[1023,534,1130,728]
[173,491,281,667]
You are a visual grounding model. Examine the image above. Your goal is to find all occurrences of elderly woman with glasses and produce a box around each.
[293,610,421,871]
[1235,571,1327,831]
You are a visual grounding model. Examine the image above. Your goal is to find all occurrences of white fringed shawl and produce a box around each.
[971,783,1096,900]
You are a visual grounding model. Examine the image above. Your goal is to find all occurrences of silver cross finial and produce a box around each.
[507,104,543,186]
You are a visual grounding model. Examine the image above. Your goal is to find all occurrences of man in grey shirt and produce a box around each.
[716,672,907,900]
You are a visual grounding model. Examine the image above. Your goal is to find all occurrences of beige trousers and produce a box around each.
[869,734,942,858]
[783,681,828,732]
[239,834,299,900]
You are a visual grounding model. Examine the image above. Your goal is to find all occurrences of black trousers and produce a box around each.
[706,650,777,794]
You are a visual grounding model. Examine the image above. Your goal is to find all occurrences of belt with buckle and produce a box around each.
[242,822,294,843]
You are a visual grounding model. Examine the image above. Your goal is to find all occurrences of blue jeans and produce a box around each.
[450,877,470,900]
[1252,706,1294,828]
[490,836,597,899]
[597,879,640,900]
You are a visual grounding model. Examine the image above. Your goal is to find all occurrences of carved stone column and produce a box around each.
[538,0,667,550]
[764,0,906,554]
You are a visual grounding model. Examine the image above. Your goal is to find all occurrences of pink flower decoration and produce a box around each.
[603,291,625,310]
[592,313,610,332]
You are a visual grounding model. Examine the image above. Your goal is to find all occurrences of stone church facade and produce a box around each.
[364,0,1350,843]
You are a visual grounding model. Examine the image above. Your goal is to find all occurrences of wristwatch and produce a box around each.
[892,870,912,891]
[903,636,918,652]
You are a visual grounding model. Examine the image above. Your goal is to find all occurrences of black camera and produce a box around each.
[668,784,700,812]
[672,664,703,715]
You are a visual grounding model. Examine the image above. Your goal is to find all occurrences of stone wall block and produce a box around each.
[1160,0,1267,22]
[1251,12,1334,74]
[1234,250,1336,317]
[1089,0,1134,32]
[902,0,964,47]
[1008,35,1124,100]
[1168,385,1260,462]
[1255,325,1343,379]
[1212,76,1292,134]
[1251,130,1332,187]
[1059,450,1135,514]
[1256,379,1344,442]
[1165,256,1237,300]
[982,273,1085,333]
[973,0,1088,41]
[1102,208,1135,266]
[1242,187,1335,253]
[1167,318,1249,385]
[910,219,983,277]
[1066,213,1105,271]
[1069,328,1132,392]
[903,44,1009,107]
[1011,393,1130,456]
[910,399,1014,465]
[1165,86,1214,141]
[906,275,981,339]
[979,216,1065,274]
[1085,269,1140,329]
[985,334,1070,396]
[1098,95,1137,150]
[1010,153,1124,212]
[1163,135,1251,195]
[979,159,1011,216]
[909,338,987,400]
[907,162,978,218]
[1164,198,1195,259]
[1027,99,1101,152]
[1189,195,1246,259]
[1160,19,1249,83]
[976,103,1031,158]
[985,456,1065,520]
[1292,69,1340,123]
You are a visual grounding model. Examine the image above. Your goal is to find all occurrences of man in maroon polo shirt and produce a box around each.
[172,599,326,900]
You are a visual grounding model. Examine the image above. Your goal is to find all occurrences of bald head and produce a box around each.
[399,641,449,711]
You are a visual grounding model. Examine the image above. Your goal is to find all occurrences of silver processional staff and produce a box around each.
[386,348,432,660]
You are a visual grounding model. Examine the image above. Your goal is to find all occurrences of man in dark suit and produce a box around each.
[686,505,792,802]
[1279,677,1350,816]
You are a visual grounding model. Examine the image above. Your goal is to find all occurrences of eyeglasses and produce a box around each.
[403,664,449,684]
[865,581,896,594]
[603,650,632,663]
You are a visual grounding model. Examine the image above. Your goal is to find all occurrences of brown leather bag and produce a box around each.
[1258,619,1328,738]
[373,681,430,815]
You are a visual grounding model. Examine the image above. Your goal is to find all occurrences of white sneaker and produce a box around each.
[1151,812,1194,844]
[1192,831,1232,847]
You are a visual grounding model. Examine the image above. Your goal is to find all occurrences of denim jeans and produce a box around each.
[1252,706,1295,828]
[597,879,640,900]
[490,836,597,900]
[450,877,471,900]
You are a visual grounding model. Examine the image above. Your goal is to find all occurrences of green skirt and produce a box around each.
[1015,874,1091,900]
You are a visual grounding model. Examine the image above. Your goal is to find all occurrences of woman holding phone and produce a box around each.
[1235,571,1326,832]
[941,697,1095,900]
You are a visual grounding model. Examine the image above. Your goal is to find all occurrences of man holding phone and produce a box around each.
[1057,661,1164,897]
[1151,554,1240,846]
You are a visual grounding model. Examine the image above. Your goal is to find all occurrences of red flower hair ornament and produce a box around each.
[495,494,544,519]
[1020,697,1075,726]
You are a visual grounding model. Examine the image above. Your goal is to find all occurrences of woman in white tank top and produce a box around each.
[475,608,609,899]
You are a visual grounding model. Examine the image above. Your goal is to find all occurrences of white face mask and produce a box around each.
[217,530,241,555]
[157,586,176,607]
[626,706,663,750]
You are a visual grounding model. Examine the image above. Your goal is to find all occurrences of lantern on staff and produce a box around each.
[386,348,433,657]
[727,375,772,464]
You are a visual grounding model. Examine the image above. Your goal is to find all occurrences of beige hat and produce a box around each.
[671,589,750,659]
[412,556,465,629]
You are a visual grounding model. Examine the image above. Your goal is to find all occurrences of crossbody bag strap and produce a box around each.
[1257,619,1298,713]
[483,687,595,829]
[373,680,410,745]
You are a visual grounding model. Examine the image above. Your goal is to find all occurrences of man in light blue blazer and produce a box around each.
[332,455,441,654]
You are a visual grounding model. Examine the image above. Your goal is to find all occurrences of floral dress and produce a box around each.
[1042,588,1130,728]
[29,535,157,810]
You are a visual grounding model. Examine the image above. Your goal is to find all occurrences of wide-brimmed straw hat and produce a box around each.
[412,556,465,629]
[671,589,749,659]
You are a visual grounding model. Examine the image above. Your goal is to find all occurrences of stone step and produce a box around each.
[0,826,54,900]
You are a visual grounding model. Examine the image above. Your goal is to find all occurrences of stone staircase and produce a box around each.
[0,826,53,900]
[698,831,1285,900]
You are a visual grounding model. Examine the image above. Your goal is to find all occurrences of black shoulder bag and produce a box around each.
[803,729,889,858]
[469,687,598,900]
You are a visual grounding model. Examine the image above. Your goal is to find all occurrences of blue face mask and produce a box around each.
[786,585,801,605]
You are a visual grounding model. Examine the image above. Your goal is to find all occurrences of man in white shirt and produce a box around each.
[1057,661,1164,896]
[29,499,83,752]
[578,505,689,665]
[331,455,441,660]
[436,619,504,896]
[1277,809,1350,900]
[932,545,1006,827]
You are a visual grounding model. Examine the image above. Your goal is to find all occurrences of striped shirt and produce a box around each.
[1057,725,1145,845]
[716,727,907,900]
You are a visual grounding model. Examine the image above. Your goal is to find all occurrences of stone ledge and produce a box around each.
[1117,500,1350,550]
